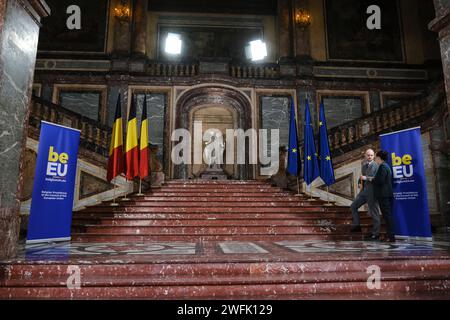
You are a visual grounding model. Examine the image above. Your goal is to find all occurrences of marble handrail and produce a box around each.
[29,96,111,158]
[299,81,446,156]
[147,62,198,76]
[230,63,280,78]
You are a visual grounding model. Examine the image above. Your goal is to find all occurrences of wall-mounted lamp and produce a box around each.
[114,0,131,22]
[295,9,311,28]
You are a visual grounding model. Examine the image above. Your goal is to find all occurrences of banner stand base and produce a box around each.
[110,203,119,206]
[135,193,145,197]
[26,237,71,245]
[395,235,433,242]
[120,197,131,201]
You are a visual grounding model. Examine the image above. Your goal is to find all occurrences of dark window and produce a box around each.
[325,0,404,62]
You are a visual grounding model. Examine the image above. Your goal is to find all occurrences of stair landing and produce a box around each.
[1,239,450,299]
[2,180,450,299]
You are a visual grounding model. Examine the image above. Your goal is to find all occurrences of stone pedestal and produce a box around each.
[200,166,229,180]
[0,0,50,259]
[429,0,450,115]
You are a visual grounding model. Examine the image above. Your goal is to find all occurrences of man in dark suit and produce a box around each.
[350,149,381,240]
[369,150,396,242]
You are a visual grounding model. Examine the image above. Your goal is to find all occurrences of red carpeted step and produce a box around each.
[72,218,368,227]
[77,225,363,235]
[71,234,363,242]
[1,279,449,299]
[4,259,450,278]
[79,205,350,214]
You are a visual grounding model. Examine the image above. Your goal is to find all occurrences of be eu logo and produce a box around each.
[391,152,413,179]
[46,146,69,177]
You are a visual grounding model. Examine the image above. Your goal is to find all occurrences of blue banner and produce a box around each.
[380,127,432,240]
[26,121,80,244]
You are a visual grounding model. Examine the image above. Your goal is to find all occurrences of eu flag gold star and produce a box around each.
[326,156,331,161]
[319,121,323,126]
[292,148,297,153]
[307,156,311,160]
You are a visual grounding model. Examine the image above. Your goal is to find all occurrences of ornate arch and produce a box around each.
[173,85,253,180]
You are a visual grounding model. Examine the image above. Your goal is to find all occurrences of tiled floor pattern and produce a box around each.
[4,238,449,263]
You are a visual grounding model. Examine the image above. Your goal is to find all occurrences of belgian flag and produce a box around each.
[139,96,149,179]
[106,95,124,182]
[125,95,139,180]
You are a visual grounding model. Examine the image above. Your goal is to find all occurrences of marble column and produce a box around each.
[0,0,50,259]
[132,0,148,57]
[112,0,132,55]
[293,0,311,59]
[277,0,294,59]
[429,0,450,115]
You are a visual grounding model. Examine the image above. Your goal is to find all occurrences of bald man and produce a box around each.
[350,149,381,240]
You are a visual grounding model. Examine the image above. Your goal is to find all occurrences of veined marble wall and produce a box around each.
[260,96,290,150]
[59,92,101,121]
[135,93,166,164]
[0,0,49,259]
[320,96,364,129]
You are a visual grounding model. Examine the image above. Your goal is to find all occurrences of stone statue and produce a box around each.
[203,131,225,169]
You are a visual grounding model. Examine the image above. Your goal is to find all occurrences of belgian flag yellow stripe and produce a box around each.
[140,118,148,150]
[109,118,123,156]
[125,118,138,153]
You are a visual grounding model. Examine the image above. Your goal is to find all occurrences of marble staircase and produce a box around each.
[2,180,450,299]
[1,241,450,299]
[71,180,370,242]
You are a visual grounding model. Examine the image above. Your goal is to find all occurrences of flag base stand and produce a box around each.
[295,178,302,197]
[324,186,333,206]
[110,182,120,206]
[307,186,317,201]
[135,180,145,196]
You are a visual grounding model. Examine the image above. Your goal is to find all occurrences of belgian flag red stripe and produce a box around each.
[139,96,149,179]
[125,96,139,180]
[106,95,124,182]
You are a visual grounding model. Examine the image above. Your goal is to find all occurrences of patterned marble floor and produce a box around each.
[2,238,450,264]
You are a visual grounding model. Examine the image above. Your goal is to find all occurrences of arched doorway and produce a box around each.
[190,105,237,178]
[173,85,253,180]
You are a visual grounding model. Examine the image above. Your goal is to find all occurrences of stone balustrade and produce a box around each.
[323,82,446,156]
[29,96,110,158]
[230,63,280,79]
[28,81,445,170]
[147,62,198,77]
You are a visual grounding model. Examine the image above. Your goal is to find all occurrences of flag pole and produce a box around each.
[308,184,316,201]
[136,179,144,196]
[324,185,333,206]
[121,181,131,201]
[110,179,119,206]
[296,177,301,196]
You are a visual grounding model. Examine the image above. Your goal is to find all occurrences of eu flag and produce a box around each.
[303,100,320,185]
[287,100,301,176]
[318,102,335,186]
